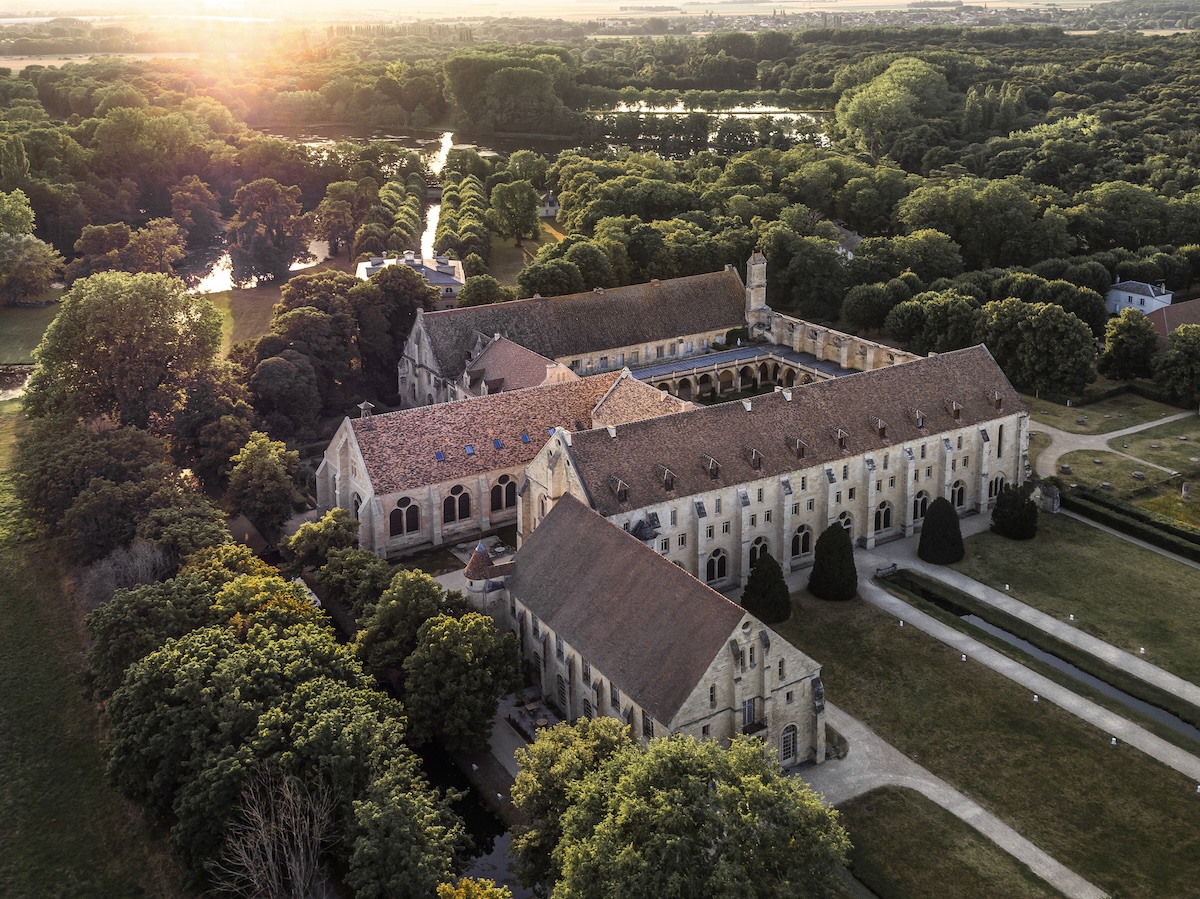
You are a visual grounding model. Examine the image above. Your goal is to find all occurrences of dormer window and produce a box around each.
[946,399,962,422]
[610,476,630,503]
[835,429,848,451]
[871,416,887,439]
[656,464,676,492]
[914,409,925,429]
[747,447,763,471]
[788,436,808,459]
[991,390,1003,411]
[704,455,720,480]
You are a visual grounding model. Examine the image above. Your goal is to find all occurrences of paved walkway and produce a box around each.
[861,521,1200,707]
[800,704,1108,899]
[1028,409,1194,478]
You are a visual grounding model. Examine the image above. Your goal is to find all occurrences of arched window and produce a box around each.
[749,537,768,568]
[706,549,728,583]
[913,491,929,520]
[875,501,893,532]
[444,485,469,524]
[988,474,1007,498]
[951,479,965,508]
[781,724,798,762]
[791,525,812,557]
[837,511,853,537]
[491,474,516,512]
[390,497,419,536]
[352,492,362,518]
[557,674,568,712]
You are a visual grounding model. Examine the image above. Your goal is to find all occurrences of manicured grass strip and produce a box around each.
[881,570,1200,749]
[954,513,1200,684]
[841,787,1064,899]
[1020,391,1177,435]
[1027,429,1051,472]
[0,301,59,362]
[1139,491,1200,531]
[777,592,1200,898]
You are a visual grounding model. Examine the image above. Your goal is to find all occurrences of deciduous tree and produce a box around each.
[226,178,311,284]
[225,431,299,538]
[489,179,540,247]
[1098,307,1159,381]
[1154,324,1200,404]
[280,507,359,575]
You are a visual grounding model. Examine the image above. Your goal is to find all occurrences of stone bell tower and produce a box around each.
[745,251,767,315]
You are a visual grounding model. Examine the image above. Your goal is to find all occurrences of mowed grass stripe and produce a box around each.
[778,592,1200,898]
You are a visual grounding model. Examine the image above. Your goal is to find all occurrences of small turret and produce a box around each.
[746,251,767,313]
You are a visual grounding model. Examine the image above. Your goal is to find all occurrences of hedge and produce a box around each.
[1069,485,1200,546]
[1059,493,1200,564]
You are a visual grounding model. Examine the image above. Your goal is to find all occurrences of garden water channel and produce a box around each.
[884,572,1200,743]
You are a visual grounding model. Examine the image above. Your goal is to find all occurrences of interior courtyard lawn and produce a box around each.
[840,787,1064,899]
[775,592,1200,898]
[0,300,60,362]
[953,512,1200,684]
[0,402,184,898]
[1020,391,1179,435]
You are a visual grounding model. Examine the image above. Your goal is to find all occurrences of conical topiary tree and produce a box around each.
[918,496,964,564]
[740,551,791,624]
[807,523,858,602]
[992,482,1038,540]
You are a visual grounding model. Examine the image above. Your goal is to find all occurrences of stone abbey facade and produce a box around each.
[519,346,1028,589]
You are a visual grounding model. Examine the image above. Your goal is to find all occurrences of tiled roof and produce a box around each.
[565,346,1023,517]
[463,542,499,580]
[1146,297,1200,340]
[592,375,692,426]
[1110,281,1171,299]
[510,495,745,724]
[419,269,747,380]
[467,336,567,393]
[349,372,682,495]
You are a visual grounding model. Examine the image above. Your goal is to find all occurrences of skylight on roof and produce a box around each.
[465,444,475,456]
[520,433,531,444]
[435,451,446,462]
[493,438,503,449]
[548,427,555,435]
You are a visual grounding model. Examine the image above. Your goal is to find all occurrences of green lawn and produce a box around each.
[0,401,185,898]
[840,787,1064,899]
[953,512,1200,685]
[1055,449,1163,494]
[1138,490,1200,530]
[775,591,1200,898]
[0,301,60,362]
[488,224,562,288]
[1021,391,1179,435]
[207,284,281,354]
[1107,415,1200,474]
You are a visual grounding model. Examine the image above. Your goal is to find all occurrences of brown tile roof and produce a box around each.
[592,375,692,426]
[566,346,1024,517]
[467,336,567,394]
[463,542,499,580]
[510,495,745,724]
[1146,298,1200,341]
[350,372,682,496]
[420,269,747,380]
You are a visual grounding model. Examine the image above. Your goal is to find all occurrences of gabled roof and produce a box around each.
[509,495,745,724]
[348,371,684,496]
[565,345,1023,516]
[1146,297,1200,340]
[418,269,747,381]
[1110,280,1171,299]
[466,336,568,393]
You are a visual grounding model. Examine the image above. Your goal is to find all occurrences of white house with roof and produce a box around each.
[356,250,465,310]
[474,495,827,768]
[1106,280,1172,317]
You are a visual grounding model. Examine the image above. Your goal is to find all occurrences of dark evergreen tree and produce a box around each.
[991,482,1039,540]
[740,551,791,623]
[918,496,964,564]
[807,524,858,602]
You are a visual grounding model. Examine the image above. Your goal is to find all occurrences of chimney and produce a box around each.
[357,400,374,419]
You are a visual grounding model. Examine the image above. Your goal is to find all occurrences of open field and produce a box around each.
[953,512,1200,685]
[488,223,562,288]
[0,301,59,363]
[208,286,279,353]
[775,589,1200,897]
[1022,391,1179,435]
[840,787,1064,899]
[0,400,185,899]
[1108,415,1200,474]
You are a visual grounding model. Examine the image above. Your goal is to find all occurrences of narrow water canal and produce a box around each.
[420,131,454,260]
[888,573,1200,743]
